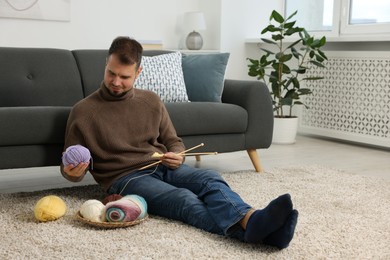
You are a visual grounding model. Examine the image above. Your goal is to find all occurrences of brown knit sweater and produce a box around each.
[61,83,185,191]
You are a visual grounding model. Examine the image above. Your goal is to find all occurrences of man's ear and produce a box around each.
[136,66,143,78]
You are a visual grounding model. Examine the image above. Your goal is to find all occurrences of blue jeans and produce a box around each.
[108,164,252,241]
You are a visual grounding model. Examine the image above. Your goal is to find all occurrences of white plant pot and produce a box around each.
[272,117,299,144]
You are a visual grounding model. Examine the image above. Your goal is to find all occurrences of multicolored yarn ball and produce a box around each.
[105,195,148,222]
[80,199,106,222]
[122,195,148,220]
[34,195,67,222]
[62,144,91,167]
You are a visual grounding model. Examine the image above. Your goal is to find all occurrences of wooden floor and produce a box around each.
[0,135,389,194]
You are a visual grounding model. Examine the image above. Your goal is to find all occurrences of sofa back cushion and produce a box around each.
[0,47,84,106]
[72,49,107,97]
[182,53,229,102]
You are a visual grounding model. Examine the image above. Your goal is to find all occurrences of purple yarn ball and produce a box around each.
[62,145,91,166]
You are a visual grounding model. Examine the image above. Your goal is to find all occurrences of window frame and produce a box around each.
[284,0,390,41]
[340,0,390,35]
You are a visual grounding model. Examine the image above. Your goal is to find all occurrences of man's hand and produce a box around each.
[63,162,90,178]
[161,152,184,169]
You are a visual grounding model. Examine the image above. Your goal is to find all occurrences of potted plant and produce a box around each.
[247,10,327,144]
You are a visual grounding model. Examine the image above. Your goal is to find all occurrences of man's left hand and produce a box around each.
[161,152,184,169]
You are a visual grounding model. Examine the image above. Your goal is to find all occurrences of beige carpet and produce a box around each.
[1,165,389,259]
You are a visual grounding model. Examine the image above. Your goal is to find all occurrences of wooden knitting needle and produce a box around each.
[151,152,217,158]
[178,143,205,155]
[179,152,217,156]
[138,143,205,170]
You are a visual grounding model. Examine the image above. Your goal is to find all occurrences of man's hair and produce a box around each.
[108,36,143,69]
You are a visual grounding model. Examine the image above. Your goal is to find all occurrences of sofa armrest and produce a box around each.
[222,79,273,149]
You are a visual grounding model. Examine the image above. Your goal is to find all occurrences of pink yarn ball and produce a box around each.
[62,145,91,166]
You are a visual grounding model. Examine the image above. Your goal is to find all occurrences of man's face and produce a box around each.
[103,54,142,97]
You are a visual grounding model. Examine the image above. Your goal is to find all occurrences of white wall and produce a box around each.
[0,0,205,49]
[0,0,282,79]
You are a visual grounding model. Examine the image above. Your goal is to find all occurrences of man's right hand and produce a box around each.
[63,162,90,178]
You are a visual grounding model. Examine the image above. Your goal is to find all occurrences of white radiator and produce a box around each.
[299,51,390,148]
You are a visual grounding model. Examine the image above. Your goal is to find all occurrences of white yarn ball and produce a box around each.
[80,199,106,222]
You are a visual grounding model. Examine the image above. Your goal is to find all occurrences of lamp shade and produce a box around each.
[184,12,206,31]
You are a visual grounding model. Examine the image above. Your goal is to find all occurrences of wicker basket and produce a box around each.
[75,211,148,229]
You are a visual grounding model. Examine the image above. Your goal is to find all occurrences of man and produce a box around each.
[61,36,298,249]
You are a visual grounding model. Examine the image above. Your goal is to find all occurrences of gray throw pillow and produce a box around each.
[182,53,230,102]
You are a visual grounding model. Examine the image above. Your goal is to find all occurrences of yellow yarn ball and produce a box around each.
[34,195,67,222]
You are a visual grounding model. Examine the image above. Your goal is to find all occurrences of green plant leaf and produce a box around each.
[286,10,298,21]
[276,53,292,62]
[315,54,325,62]
[271,81,280,97]
[285,89,296,98]
[298,88,312,95]
[285,27,304,36]
[302,76,324,80]
[281,97,293,106]
[281,63,291,73]
[292,77,300,88]
[306,37,314,45]
[284,21,296,29]
[261,25,282,34]
[261,38,277,45]
[247,58,258,65]
[287,39,302,49]
[319,36,326,46]
[310,39,323,48]
[318,49,328,60]
[261,25,272,34]
[293,101,309,109]
[272,34,284,41]
[260,48,275,55]
[271,10,284,23]
[309,60,326,68]
[294,67,306,74]
[303,29,310,39]
[259,55,268,64]
[272,63,291,74]
[291,47,301,59]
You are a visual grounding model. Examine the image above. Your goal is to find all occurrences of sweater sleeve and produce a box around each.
[59,107,89,182]
[158,102,185,154]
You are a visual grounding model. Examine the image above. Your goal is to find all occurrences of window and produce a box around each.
[285,0,390,39]
[349,0,390,24]
[285,0,334,32]
[341,0,390,35]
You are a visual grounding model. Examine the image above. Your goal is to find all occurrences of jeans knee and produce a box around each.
[175,188,201,209]
[199,170,229,190]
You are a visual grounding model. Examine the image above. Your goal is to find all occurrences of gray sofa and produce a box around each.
[0,47,273,175]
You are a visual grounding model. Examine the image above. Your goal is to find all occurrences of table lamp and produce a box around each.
[184,12,206,50]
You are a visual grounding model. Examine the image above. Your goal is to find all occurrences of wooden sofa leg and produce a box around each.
[246,149,264,173]
[195,155,201,161]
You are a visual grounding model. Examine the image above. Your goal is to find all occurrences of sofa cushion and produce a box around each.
[0,107,70,146]
[165,102,247,136]
[72,49,107,97]
[135,52,189,102]
[0,47,84,107]
[182,53,230,102]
